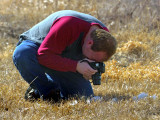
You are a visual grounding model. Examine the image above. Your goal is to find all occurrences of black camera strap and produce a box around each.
[80,59,91,64]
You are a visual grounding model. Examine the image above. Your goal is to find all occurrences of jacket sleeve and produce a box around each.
[37,17,78,72]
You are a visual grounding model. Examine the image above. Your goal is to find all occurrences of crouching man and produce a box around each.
[12,10,117,102]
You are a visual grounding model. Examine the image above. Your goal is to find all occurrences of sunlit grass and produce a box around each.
[0,0,160,119]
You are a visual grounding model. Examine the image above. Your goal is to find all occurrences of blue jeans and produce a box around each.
[12,40,93,99]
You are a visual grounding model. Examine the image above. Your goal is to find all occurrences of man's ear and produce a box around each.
[88,39,93,45]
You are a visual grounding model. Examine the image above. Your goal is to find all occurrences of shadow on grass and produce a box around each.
[99,93,132,102]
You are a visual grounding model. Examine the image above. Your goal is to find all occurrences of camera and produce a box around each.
[88,62,105,85]
[80,60,105,85]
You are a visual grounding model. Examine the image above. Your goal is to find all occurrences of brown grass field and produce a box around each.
[0,0,160,119]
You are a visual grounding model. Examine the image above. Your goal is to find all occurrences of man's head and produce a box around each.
[82,29,117,62]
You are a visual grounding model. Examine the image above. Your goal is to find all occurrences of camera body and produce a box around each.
[88,62,105,85]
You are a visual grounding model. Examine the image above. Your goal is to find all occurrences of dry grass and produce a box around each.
[0,0,160,120]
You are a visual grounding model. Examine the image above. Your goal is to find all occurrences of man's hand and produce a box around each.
[76,59,97,80]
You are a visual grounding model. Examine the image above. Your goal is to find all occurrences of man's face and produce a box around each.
[84,49,107,62]
[82,39,108,62]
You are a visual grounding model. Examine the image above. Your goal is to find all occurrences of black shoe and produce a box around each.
[41,89,61,102]
[24,86,40,101]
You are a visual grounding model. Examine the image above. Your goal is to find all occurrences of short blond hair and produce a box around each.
[91,29,117,58]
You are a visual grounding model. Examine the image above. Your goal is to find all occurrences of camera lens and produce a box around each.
[92,73,101,85]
